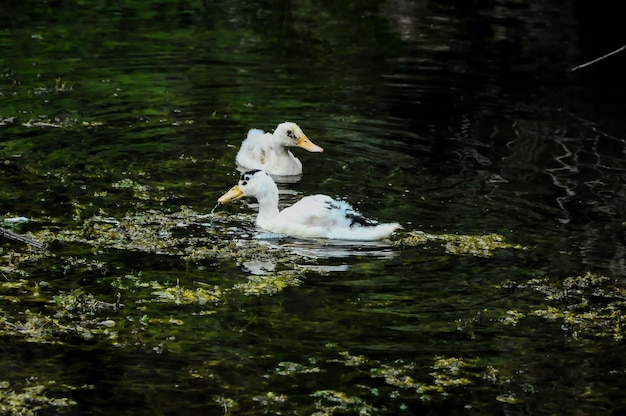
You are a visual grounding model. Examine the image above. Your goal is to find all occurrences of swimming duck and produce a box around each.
[218,170,401,240]
[235,122,323,176]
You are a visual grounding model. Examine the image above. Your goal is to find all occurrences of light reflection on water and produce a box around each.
[262,235,397,261]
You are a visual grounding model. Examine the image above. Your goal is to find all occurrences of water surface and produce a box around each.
[1,1,626,415]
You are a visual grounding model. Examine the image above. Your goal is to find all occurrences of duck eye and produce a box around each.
[286,129,293,137]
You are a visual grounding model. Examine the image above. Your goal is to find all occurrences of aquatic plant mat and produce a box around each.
[2,208,624,413]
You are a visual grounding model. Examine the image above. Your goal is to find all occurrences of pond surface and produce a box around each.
[2,1,626,415]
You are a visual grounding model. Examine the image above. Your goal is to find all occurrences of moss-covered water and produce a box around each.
[2,1,626,415]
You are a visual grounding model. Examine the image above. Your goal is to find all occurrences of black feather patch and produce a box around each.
[325,199,379,228]
[240,169,262,185]
[324,200,341,210]
[346,211,379,228]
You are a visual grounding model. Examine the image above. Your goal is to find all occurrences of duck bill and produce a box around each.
[218,185,244,204]
[296,134,324,152]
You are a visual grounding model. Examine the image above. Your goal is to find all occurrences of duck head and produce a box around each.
[274,122,323,152]
[218,169,277,204]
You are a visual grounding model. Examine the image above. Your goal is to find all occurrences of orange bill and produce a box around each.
[218,185,244,204]
[296,134,324,152]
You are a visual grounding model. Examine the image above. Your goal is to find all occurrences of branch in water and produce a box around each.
[570,45,626,72]
[0,226,45,249]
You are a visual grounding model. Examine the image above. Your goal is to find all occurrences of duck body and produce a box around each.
[235,122,323,176]
[218,170,401,241]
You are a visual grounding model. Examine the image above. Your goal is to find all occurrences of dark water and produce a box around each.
[2,1,626,415]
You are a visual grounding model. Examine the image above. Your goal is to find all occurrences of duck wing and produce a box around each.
[269,195,337,235]
[268,195,400,240]
[236,129,268,169]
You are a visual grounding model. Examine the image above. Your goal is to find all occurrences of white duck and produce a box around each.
[218,170,401,240]
[235,122,323,176]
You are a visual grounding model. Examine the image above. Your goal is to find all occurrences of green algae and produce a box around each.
[251,391,288,413]
[36,205,318,297]
[369,356,478,401]
[426,356,476,393]
[1,307,115,344]
[495,272,626,341]
[151,281,222,305]
[395,230,525,257]
[110,178,168,201]
[1,201,623,414]
[311,389,377,415]
[232,270,304,296]
[526,272,626,341]
[276,360,323,376]
[337,350,368,367]
[0,206,322,348]
[371,362,420,390]
[214,396,238,415]
[0,284,119,344]
[1,248,50,278]
[0,378,77,416]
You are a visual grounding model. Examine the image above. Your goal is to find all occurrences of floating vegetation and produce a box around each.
[395,231,525,257]
[54,77,74,92]
[276,361,322,376]
[251,391,288,410]
[110,178,166,200]
[495,392,522,404]
[0,307,113,343]
[20,116,103,129]
[0,378,77,415]
[0,278,30,296]
[0,264,29,279]
[32,206,295,268]
[151,281,222,306]
[0,206,326,350]
[110,271,153,291]
[2,181,621,415]
[369,355,482,402]
[370,362,420,390]
[493,273,626,341]
[1,249,50,278]
[525,272,626,341]
[500,309,526,326]
[111,178,148,190]
[0,273,119,343]
[311,390,377,415]
[337,350,368,367]
[39,207,202,254]
[1,247,106,284]
[52,288,118,319]
[214,396,238,415]
[232,270,304,296]
[427,356,476,391]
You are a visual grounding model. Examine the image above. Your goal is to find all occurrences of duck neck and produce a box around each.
[269,144,296,164]
[255,190,280,227]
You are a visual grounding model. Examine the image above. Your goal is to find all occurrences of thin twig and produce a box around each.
[0,226,45,249]
[570,45,626,72]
